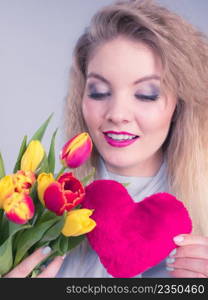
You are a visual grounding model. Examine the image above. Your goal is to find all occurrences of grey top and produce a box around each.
[57,158,171,278]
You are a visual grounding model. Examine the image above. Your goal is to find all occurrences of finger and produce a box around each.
[4,246,52,278]
[173,234,208,247]
[170,244,208,260]
[37,255,65,278]
[167,268,206,278]
[167,257,208,277]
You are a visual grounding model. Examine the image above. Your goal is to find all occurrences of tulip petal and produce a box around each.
[0,175,14,208]
[61,209,96,237]
[60,133,92,168]
[59,172,85,209]
[13,170,36,194]
[3,193,34,224]
[65,140,92,168]
[44,182,65,215]
[44,173,85,216]
[20,140,45,172]
[64,190,83,210]
[37,172,55,205]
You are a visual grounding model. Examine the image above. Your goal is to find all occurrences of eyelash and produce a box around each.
[135,94,159,101]
[88,92,159,101]
[88,92,111,100]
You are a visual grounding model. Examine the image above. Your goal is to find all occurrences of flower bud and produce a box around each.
[60,132,92,168]
[20,140,45,172]
[61,208,96,237]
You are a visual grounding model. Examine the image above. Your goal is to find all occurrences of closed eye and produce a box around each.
[135,94,159,101]
[88,92,111,100]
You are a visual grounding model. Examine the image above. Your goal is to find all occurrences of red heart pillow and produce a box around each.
[82,180,192,278]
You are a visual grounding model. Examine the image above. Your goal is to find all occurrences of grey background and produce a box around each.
[0,0,208,173]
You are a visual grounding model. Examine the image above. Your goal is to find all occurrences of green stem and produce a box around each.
[56,166,67,179]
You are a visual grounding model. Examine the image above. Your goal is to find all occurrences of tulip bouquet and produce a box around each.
[0,114,96,277]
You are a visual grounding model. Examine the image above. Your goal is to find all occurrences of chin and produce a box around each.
[103,156,135,172]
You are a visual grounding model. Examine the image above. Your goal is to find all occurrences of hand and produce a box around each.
[4,247,65,278]
[166,234,208,278]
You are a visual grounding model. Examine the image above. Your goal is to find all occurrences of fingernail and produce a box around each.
[169,248,177,256]
[173,235,184,244]
[166,257,175,264]
[41,246,52,255]
[166,266,174,272]
[61,254,66,260]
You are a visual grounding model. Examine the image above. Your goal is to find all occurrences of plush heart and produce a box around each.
[82,180,192,278]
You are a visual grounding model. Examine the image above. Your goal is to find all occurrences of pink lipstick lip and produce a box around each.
[103,133,140,148]
[103,130,138,136]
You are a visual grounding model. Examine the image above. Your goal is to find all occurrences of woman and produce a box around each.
[5,0,208,278]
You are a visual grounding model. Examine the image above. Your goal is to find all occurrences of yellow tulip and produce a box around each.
[37,172,55,205]
[61,208,96,237]
[0,175,14,208]
[20,140,45,172]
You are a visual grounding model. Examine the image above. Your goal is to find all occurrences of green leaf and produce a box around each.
[28,182,45,225]
[38,217,65,244]
[8,222,23,236]
[0,209,4,228]
[29,113,53,142]
[29,182,38,203]
[0,224,31,276]
[0,152,6,178]
[13,135,27,173]
[59,235,70,254]
[0,216,9,245]
[48,128,58,173]
[36,153,49,175]
[80,168,96,186]
[50,235,62,255]
[0,236,13,276]
[14,218,60,266]
[67,235,85,251]
[49,233,85,258]
[35,210,58,225]
[0,209,7,244]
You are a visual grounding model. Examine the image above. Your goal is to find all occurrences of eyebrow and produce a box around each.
[86,72,161,85]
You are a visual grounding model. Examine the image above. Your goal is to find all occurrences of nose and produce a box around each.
[105,94,133,125]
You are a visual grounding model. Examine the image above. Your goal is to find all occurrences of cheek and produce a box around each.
[82,98,103,130]
[137,105,175,133]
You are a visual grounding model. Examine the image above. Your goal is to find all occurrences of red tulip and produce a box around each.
[43,172,85,215]
[60,132,92,168]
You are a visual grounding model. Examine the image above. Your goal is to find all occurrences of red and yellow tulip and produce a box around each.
[20,140,45,172]
[60,132,92,168]
[13,170,36,194]
[0,171,35,209]
[3,192,35,224]
[0,175,14,208]
[61,208,96,237]
[43,172,85,216]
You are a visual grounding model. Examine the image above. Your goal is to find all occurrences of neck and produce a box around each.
[104,151,164,177]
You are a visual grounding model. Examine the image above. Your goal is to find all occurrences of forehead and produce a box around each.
[87,37,162,81]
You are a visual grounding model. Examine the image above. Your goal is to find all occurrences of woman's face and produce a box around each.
[82,37,177,176]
